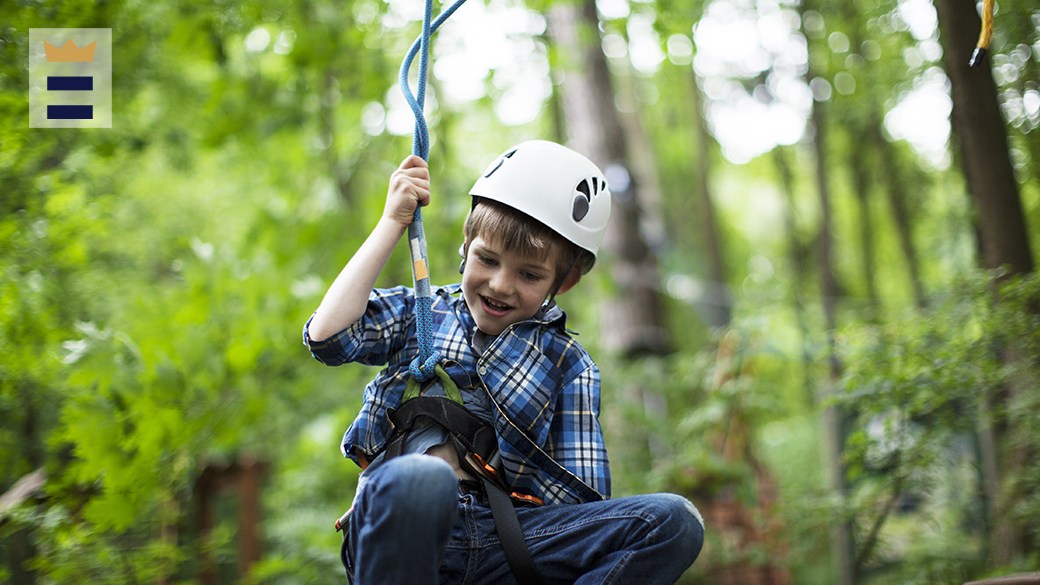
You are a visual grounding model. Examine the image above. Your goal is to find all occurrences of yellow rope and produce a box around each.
[969,0,995,67]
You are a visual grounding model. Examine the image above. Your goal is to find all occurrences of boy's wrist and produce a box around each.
[376,215,410,236]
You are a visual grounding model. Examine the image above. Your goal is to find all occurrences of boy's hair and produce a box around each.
[464,198,594,282]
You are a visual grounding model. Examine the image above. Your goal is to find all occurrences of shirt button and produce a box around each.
[478,366,487,375]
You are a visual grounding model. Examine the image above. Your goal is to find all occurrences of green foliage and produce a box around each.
[757,414,836,584]
[601,325,803,581]
[836,270,1040,581]
[603,349,760,499]
[12,504,183,585]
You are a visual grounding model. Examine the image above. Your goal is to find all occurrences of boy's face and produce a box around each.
[461,235,558,336]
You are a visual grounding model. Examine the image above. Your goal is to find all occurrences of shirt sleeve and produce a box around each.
[548,362,611,498]
[302,286,415,367]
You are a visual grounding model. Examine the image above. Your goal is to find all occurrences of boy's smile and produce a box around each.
[461,236,557,336]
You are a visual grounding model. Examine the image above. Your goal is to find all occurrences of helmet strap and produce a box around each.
[546,253,582,305]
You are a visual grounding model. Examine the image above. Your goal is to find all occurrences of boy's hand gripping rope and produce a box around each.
[401,0,468,382]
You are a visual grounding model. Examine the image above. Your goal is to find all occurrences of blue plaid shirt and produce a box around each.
[304,284,610,504]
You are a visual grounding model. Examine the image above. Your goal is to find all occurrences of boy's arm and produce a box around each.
[307,155,431,342]
[550,363,611,499]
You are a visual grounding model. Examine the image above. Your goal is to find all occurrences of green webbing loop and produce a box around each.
[402,363,463,404]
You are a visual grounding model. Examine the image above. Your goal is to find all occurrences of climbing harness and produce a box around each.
[381,375,543,585]
[968,0,994,67]
[335,369,544,585]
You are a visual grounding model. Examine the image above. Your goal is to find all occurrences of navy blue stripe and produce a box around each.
[47,105,93,120]
[47,76,93,91]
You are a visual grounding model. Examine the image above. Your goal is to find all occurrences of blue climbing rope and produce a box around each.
[400,0,468,382]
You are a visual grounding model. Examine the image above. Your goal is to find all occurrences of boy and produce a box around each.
[305,140,703,584]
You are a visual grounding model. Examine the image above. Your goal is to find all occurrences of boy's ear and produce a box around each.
[555,266,582,295]
[458,242,468,274]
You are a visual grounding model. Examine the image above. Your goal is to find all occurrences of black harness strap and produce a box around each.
[480,474,541,585]
[384,396,497,462]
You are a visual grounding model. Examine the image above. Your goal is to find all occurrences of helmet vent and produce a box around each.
[572,176,604,222]
[482,149,517,179]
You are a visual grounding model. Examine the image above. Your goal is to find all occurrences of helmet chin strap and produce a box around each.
[545,254,581,306]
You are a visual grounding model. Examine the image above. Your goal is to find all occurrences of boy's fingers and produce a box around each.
[389,172,429,191]
[390,175,429,194]
[386,155,432,221]
[399,165,430,179]
[393,165,430,187]
[400,154,428,170]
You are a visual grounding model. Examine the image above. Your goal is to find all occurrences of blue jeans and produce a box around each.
[343,454,704,585]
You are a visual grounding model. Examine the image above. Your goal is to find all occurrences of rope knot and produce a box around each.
[409,351,442,382]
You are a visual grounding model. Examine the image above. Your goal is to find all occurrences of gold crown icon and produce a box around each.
[44,39,97,62]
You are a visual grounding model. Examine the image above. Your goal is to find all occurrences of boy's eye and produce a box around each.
[477,255,498,267]
[521,271,545,282]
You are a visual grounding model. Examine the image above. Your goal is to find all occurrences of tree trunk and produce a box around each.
[934,0,1037,565]
[870,116,928,308]
[772,147,815,409]
[848,142,880,318]
[616,58,668,259]
[810,91,856,585]
[839,0,879,317]
[546,0,670,358]
[839,0,925,313]
[689,68,732,328]
[933,0,1034,276]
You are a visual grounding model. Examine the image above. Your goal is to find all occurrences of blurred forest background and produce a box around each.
[2,0,1039,583]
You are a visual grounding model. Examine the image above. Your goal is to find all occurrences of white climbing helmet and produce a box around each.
[469,140,612,265]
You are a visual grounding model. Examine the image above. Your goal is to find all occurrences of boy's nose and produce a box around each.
[488,270,513,296]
